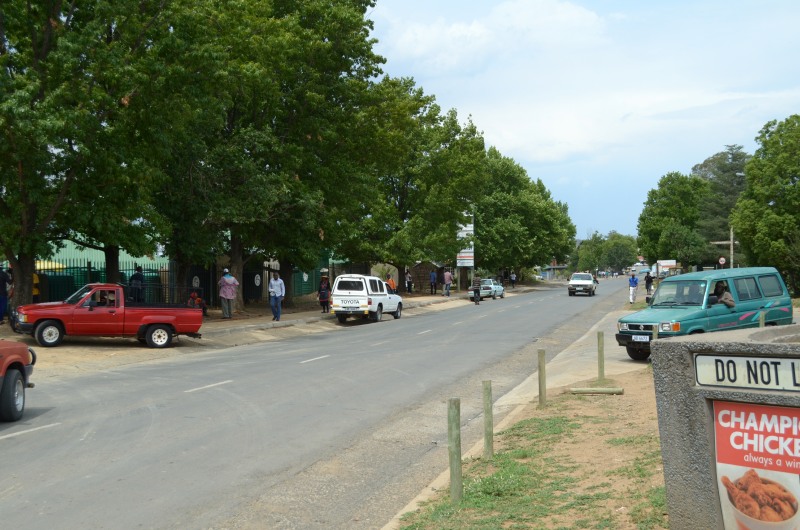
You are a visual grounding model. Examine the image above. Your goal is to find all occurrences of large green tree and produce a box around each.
[637,172,710,268]
[475,148,575,273]
[731,115,800,292]
[334,78,487,273]
[692,144,750,265]
[601,232,638,273]
[0,1,178,304]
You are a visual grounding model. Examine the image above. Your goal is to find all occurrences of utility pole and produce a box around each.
[710,227,737,268]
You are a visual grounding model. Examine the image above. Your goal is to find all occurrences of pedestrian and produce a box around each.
[628,272,639,304]
[318,274,331,313]
[218,268,239,319]
[645,272,654,295]
[443,269,453,297]
[32,269,40,303]
[429,269,437,295]
[129,265,145,302]
[405,270,413,293]
[0,267,10,325]
[386,273,397,294]
[472,273,482,305]
[510,270,517,288]
[268,271,286,321]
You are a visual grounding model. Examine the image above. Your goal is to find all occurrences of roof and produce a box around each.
[661,267,779,282]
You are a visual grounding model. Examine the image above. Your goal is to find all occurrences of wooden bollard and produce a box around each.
[568,387,625,395]
[538,349,546,407]
[448,398,463,504]
[483,381,493,460]
[759,311,766,327]
[597,331,605,380]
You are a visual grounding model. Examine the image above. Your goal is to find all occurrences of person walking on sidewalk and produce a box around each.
[628,272,639,304]
[429,269,437,295]
[472,273,482,305]
[218,268,239,319]
[318,274,331,313]
[269,272,286,321]
[443,270,453,297]
[405,270,413,293]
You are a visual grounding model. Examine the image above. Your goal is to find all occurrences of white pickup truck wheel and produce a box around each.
[371,306,383,322]
[392,304,402,319]
[146,324,173,348]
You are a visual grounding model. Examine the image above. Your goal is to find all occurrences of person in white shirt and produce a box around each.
[268,272,286,321]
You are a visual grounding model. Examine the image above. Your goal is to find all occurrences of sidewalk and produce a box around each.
[197,286,534,339]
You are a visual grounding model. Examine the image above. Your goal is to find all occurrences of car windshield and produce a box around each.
[650,280,708,306]
[571,274,592,281]
[481,279,493,286]
[65,284,94,304]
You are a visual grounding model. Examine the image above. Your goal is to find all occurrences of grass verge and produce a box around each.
[397,367,668,530]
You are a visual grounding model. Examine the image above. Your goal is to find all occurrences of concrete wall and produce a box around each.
[651,325,800,529]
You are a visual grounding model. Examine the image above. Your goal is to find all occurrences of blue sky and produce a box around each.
[367,0,800,239]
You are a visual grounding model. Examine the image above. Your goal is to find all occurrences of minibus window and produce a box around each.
[733,277,761,301]
[758,275,784,297]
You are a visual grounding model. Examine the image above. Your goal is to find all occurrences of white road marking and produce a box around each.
[418,330,432,335]
[300,355,330,364]
[0,422,61,440]
[184,380,233,393]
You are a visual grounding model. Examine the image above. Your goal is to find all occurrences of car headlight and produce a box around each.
[660,322,680,332]
[618,322,629,331]
[18,313,27,323]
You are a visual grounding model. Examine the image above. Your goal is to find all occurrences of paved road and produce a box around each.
[0,278,640,529]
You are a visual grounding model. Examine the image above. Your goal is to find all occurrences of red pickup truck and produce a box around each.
[11,283,203,348]
[0,340,35,421]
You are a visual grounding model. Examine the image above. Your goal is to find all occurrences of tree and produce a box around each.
[731,115,800,293]
[692,145,750,264]
[637,172,710,267]
[334,79,487,273]
[576,233,603,274]
[0,1,179,305]
[474,149,575,273]
[601,232,638,273]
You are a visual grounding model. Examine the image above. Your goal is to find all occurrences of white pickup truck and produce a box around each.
[330,274,403,323]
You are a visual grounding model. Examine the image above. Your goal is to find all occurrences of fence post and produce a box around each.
[597,331,605,381]
[759,311,765,327]
[448,398,463,504]
[483,381,493,460]
[538,349,547,407]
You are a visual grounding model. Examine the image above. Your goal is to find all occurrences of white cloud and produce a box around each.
[370,0,800,236]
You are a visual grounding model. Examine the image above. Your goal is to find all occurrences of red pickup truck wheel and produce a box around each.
[146,324,173,348]
[35,320,64,347]
[0,369,25,422]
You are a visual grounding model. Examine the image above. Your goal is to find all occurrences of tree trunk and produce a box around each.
[281,260,295,307]
[9,253,36,308]
[104,245,121,283]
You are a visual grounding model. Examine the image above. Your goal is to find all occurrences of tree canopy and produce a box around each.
[732,115,800,292]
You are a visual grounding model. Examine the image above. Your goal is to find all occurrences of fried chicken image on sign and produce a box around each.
[722,469,798,522]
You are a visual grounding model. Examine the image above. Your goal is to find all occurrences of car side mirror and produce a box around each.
[645,296,651,304]
[708,295,719,305]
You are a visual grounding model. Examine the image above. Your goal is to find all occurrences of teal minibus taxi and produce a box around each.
[616,267,794,360]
